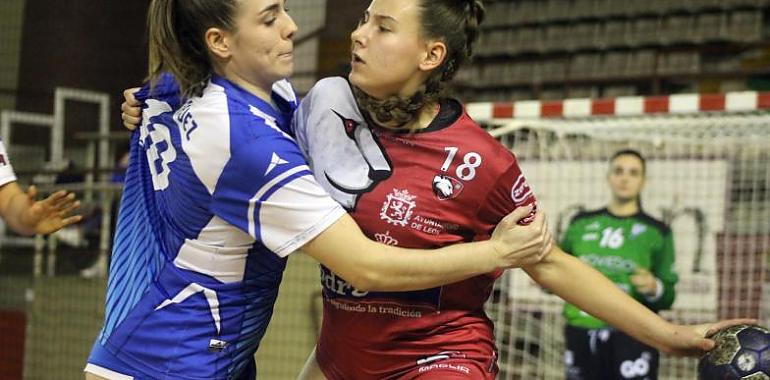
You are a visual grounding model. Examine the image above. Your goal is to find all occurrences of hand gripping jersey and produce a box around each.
[293,77,538,379]
[561,208,678,329]
[0,139,17,187]
[86,75,344,380]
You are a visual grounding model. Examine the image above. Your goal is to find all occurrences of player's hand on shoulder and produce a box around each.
[490,205,553,269]
[121,87,142,131]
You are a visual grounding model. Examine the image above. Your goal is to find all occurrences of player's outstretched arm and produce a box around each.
[0,182,82,236]
[524,246,754,357]
[302,204,552,292]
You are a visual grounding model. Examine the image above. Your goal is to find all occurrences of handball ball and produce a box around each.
[698,324,770,380]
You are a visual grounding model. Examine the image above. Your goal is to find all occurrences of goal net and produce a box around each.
[469,93,770,380]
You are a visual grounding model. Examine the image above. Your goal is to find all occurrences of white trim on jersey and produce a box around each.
[247,165,309,238]
[182,83,232,194]
[174,216,255,283]
[0,141,17,188]
[83,364,134,380]
[272,79,297,105]
[249,105,293,141]
[155,282,222,334]
[247,166,346,257]
[258,175,346,257]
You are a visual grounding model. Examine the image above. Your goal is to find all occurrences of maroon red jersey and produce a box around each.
[293,77,537,379]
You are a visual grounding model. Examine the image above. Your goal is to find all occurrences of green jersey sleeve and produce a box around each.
[560,216,581,254]
[645,229,678,311]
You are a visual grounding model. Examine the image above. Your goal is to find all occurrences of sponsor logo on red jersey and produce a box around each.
[510,174,533,204]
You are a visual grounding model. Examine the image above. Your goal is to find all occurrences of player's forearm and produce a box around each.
[303,214,497,292]
[0,183,35,235]
[525,247,675,350]
[359,240,498,291]
[320,238,497,292]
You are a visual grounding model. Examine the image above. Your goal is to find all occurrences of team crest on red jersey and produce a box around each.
[432,174,464,200]
[380,189,416,226]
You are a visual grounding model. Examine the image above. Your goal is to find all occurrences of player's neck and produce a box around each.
[218,69,275,108]
[403,102,440,131]
[608,199,639,217]
[233,79,273,105]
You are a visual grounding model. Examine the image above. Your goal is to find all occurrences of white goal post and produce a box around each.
[467,91,770,380]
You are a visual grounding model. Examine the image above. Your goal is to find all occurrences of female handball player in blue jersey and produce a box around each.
[86,0,553,379]
[120,1,751,379]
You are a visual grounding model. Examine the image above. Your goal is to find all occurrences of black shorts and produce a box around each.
[564,325,659,380]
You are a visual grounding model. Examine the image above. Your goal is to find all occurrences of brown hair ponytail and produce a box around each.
[146,0,238,98]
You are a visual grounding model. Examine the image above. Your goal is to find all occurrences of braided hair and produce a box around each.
[353,0,485,130]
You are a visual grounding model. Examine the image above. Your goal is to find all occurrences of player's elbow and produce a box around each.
[352,266,412,292]
[332,261,380,292]
[347,270,380,292]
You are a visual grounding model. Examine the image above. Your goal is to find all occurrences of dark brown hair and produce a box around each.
[147,0,239,98]
[419,0,485,85]
[611,149,647,176]
[354,0,485,130]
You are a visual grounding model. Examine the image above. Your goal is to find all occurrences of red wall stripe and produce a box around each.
[591,99,615,115]
[758,93,770,109]
[541,102,564,117]
[699,94,726,111]
[644,96,669,113]
[492,103,514,118]
[469,92,770,119]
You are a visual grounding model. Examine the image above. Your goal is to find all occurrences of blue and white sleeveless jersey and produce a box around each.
[0,140,17,187]
[90,75,345,380]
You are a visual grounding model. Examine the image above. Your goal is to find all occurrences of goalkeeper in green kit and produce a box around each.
[561,149,678,380]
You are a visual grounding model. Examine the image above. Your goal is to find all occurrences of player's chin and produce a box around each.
[349,67,382,88]
[613,193,637,202]
[272,57,294,78]
[279,63,294,78]
[348,74,384,100]
[348,69,365,88]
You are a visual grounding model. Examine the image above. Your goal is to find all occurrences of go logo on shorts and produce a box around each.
[619,352,651,379]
